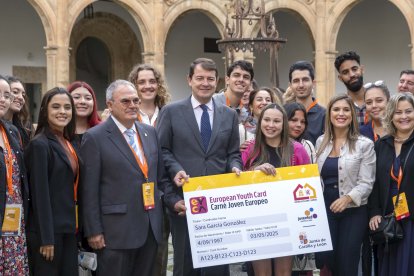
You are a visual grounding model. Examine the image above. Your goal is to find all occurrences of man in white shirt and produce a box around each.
[157,58,242,276]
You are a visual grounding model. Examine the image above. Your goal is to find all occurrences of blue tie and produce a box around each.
[200,104,211,152]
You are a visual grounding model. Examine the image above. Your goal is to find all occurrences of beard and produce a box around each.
[344,76,364,92]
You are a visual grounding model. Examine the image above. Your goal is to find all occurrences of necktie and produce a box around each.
[200,104,212,152]
[125,128,143,163]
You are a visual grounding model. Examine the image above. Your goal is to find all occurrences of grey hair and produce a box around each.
[383,92,414,136]
[106,79,136,101]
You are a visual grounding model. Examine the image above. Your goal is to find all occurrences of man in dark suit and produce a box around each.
[157,58,242,276]
[80,80,165,276]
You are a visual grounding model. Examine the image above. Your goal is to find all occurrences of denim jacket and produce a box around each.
[316,135,376,207]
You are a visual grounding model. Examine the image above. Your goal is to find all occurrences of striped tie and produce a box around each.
[125,128,143,162]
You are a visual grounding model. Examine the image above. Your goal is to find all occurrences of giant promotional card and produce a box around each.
[183,164,332,268]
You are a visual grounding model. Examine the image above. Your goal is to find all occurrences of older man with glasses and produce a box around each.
[80,80,167,276]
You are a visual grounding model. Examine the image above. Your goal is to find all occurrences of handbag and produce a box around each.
[369,141,414,246]
[292,253,316,271]
[369,212,403,245]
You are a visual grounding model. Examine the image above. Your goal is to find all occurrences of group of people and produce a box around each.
[0,50,413,276]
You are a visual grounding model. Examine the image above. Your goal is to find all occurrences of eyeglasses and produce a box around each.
[118,98,140,107]
[0,92,14,101]
[364,80,385,89]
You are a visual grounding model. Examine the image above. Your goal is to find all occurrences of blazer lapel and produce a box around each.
[46,131,73,171]
[106,118,140,172]
[180,97,205,151]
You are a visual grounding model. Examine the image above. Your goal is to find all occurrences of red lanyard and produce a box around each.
[64,140,79,202]
[0,125,13,196]
[390,164,402,189]
[306,100,318,113]
[128,132,148,181]
[372,121,378,142]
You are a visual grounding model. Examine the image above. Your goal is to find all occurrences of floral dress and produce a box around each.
[0,148,29,275]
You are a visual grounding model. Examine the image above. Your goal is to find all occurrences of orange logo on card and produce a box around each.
[189,196,208,214]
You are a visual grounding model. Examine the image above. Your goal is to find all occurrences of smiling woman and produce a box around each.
[368,93,414,275]
[315,94,376,275]
[0,75,30,274]
[25,87,79,276]
[3,76,33,147]
[241,103,310,276]
[67,81,101,148]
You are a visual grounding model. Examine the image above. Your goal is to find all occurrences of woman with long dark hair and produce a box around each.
[242,103,310,276]
[284,102,316,163]
[4,76,33,147]
[25,87,78,276]
[0,75,30,274]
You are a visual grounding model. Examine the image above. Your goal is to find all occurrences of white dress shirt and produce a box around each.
[190,96,214,130]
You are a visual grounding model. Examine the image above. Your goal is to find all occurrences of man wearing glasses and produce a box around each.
[80,80,166,276]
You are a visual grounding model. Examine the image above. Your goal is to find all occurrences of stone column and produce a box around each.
[44,0,70,91]
[314,0,330,107]
[146,0,165,77]
[44,45,58,91]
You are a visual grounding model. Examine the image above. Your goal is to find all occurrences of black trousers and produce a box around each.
[96,228,158,276]
[28,232,77,276]
[316,186,368,276]
[169,213,229,276]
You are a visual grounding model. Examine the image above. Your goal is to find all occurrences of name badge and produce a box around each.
[393,192,410,220]
[2,204,22,236]
[142,182,155,210]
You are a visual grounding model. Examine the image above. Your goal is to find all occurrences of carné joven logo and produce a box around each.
[189,196,208,214]
[293,183,317,203]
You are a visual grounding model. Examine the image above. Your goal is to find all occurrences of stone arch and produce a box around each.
[68,0,152,51]
[69,12,141,82]
[388,0,414,66]
[163,1,226,43]
[263,0,316,42]
[27,0,55,44]
[326,0,361,51]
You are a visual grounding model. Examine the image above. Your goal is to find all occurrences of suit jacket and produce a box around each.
[25,129,77,245]
[0,120,29,232]
[80,117,165,249]
[157,97,242,211]
[369,134,414,220]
